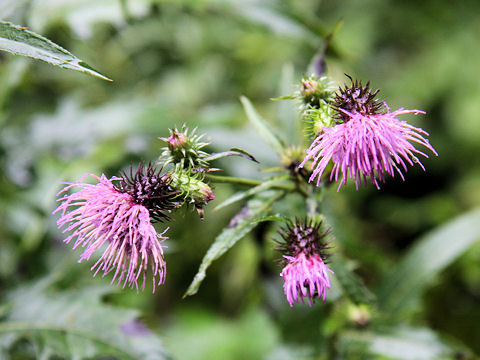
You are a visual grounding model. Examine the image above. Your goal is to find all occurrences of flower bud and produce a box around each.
[166,131,187,151]
[159,126,209,169]
[169,169,215,219]
[299,75,335,109]
[304,103,336,136]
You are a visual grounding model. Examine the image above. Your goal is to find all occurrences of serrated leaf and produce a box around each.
[377,208,480,315]
[0,277,170,360]
[329,254,375,305]
[0,21,111,81]
[240,96,285,156]
[214,175,289,211]
[184,191,284,297]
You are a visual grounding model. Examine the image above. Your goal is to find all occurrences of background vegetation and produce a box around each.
[0,0,479,359]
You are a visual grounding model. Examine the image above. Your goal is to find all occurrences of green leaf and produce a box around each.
[377,208,480,315]
[184,191,284,297]
[338,326,463,360]
[0,21,111,81]
[329,254,375,305]
[0,277,170,360]
[230,147,259,162]
[240,96,285,156]
[204,147,259,163]
[214,175,289,211]
[251,214,287,224]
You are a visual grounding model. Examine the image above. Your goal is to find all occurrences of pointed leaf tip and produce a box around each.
[0,21,112,81]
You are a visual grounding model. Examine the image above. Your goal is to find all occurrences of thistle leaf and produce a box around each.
[0,277,170,360]
[0,21,111,81]
[377,208,480,315]
[338,326,468,360]
[204,147,259,163]
[184,191,284,297]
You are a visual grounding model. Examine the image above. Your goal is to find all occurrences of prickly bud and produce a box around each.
[159,126,209,169]
[169,169,215,219]
[300,75,335,109]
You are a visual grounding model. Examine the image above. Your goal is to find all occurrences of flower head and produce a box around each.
[53,164,179,292]
[300,78,438,190]
[277,219,333,307]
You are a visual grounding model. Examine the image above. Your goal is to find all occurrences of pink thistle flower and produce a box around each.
[300,78,438,190]
[276,219,333,307]
[53,164,179,292]
[281,252,333,307]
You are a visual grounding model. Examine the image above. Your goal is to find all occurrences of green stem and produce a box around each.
[305,186,323,217]
[206,174,295,191]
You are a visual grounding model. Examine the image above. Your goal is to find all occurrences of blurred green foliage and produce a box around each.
[0,0,479,359]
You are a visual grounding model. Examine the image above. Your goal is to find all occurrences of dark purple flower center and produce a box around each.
[276,219,332,264]
[118,163,180,222]
[333,75,384,122]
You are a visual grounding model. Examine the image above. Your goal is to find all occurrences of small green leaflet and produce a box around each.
[184,191,284,297]
[0,21,111,81]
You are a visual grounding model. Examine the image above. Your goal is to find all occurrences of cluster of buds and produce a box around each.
[299,75,337,136]
[53,125,217,292]
[159,125,216,217]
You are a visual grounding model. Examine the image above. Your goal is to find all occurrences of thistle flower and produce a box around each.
[276,219,333,307]
[300,77,438,190]
[52,164,179,292]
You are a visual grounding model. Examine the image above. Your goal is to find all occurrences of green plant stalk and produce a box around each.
[206,174,296,192]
